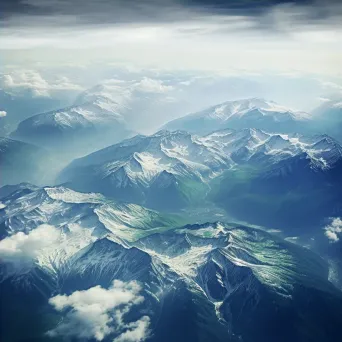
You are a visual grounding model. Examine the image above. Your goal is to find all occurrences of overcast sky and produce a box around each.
[0,1,342,76]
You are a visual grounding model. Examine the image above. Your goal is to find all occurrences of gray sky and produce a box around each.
[1,1,342,76]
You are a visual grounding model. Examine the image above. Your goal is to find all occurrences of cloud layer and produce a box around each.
[1,70,83,97]
[1,1,341,77]
[47,280,150,341]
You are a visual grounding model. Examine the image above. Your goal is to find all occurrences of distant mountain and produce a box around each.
[58,129,341,211]
[1,187,341,342]
[10,78,189,158]
[11,98,133,158]
[74,79,186,133]
[0,137,53,187]
[0,88,63,136]
[311,99,342,142]
[163,98,312,134]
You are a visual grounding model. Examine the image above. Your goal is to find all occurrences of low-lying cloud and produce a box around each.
[114,316,151,342]
[324,217,342,242]
[0,110,7,117]
[47,280,150,341]
[0,224,60,265]
[135,77,173,94]
[1,70,83,97]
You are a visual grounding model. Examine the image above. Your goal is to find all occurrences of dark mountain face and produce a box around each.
[211,153,342,236]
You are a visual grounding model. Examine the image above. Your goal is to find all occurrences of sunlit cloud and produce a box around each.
[1,69,84,97]
[0,224,60,266]
[47,280,150,341]
[324,217,342,242]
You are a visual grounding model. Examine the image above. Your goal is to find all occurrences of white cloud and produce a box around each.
[0,110,7,117]
[318,97,332,103]
[2,7,342,77]
[114,316,150,342]
[324,217,342,242]
[1,70,83,97]
[0,224,60,265]
[47,280,150,342]
[135,78,173,93]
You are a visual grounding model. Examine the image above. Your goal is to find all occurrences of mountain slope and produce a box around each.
[210,134,342,233]
[11,98,133,158]
[58,129,342,211]
[0,185,182,247]
[57,130,231,209]
[164,98,311,134]
[0,137,54,187]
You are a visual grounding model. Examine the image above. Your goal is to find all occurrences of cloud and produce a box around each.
[324,217,342,242]
[47,280,150,342]
[114,316,151,342]
[0,110,7,117]
[134,78,173,93]
[0,224,60,265]
[1,70,83,97]
[2,1,342,28]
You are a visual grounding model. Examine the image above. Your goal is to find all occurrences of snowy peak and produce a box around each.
[164,98,312,134]
[201,98,310,121]
[134,222,331,296]
[0,185,181,244]
[15,97,126,132]
[58,129,342,208]
[60,130,232,189]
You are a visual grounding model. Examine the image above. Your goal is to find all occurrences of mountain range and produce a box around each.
[1,184,341,342]
[2,89,342,342]
[10,78,184,158]
[57,128,342,227]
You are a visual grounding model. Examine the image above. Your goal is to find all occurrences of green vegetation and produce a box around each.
[177,177,210,206]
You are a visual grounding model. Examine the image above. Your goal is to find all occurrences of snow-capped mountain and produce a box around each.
[57,130,231,209]
[0,185,181,247]
[163,98,312,134]
[58,129,342,210]
[11,97,133,158]
[10,77,185,158]
[0,88,63,136]
[1,187,341,342]
[0,137,54,187]
[209,131,342,233]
